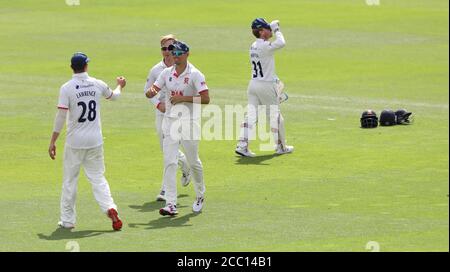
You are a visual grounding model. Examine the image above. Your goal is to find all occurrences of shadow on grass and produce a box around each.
[128,212,200,230]
[129,194,189,213]
[234,153,279,165]
[37,228,115,241]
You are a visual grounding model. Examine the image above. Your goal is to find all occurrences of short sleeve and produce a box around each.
[97,79,113,98]
[193,71,208,94]
[144,68,156,93]
[57,86,69,109]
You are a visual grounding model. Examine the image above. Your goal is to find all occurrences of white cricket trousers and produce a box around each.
[155,111,189,192]
[60,144,117,225]
[162,116,205,205]
[239,79,287,147]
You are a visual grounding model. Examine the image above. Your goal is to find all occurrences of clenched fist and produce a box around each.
[116,76,126,88]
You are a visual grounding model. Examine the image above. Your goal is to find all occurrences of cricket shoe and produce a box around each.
[235,146,256,157]
[192,196,205,213]
[156,190,166,202]
[181,170,192,187]
[276,145,294,155]
[58,221,75,229]
[159,203,178,216]
[107,208,123,231]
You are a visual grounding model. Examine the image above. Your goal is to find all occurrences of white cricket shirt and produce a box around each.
[249,31,286,82]
[144,60,170,115]
[57,72,117,149]
[154,62,208,119]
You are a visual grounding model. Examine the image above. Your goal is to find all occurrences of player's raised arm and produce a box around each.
[103,76,126,101]
[267,20,286,51]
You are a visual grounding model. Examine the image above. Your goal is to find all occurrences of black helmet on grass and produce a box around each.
[395,109,412,124]
[379,109,397,126]
[360,110,378,128]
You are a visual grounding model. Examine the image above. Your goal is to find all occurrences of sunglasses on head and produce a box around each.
[171,50,186,57]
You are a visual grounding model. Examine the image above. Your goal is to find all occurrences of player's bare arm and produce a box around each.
[169,90,210,105]
[48,108,68,160]
[145,84,161,98]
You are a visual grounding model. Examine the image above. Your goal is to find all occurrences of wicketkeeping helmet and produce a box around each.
[379,109,397,126]
[251,18,271,30]
[360,110,378,128]
[395,109,412,124]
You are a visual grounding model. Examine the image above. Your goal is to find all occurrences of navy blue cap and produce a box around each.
[251,18,271,30]
[168,41,189,53]
[71,52,90,69]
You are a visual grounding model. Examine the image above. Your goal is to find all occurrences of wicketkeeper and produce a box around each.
[235,18,293,157]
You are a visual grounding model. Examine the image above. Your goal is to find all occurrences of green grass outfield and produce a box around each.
[0,0,448,251]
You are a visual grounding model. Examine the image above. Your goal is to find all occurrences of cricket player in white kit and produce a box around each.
[144,34,191,202]
[146,41,210,216]
[48,52,125,231]
[235,18,294,157]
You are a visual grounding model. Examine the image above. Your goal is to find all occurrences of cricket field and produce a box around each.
[0,0,448,251]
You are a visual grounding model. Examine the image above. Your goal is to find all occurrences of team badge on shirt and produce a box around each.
[184,77,189,84]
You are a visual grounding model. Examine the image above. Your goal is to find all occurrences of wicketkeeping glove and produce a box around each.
[270,20,280,32]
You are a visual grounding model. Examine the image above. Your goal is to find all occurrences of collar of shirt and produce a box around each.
[72,72,89,79]
[172,62,191,78]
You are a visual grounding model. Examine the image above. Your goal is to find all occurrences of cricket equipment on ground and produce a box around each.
[379,110,397,126]
[395,109,413,124]
[156,190,166,202]
[235,145,256,157]
[60,145,118,226]
[276,145,294,155]
[159,203,178,216]
[270,20,280,32]
[249,29,285,81]
[58,221,75,229]
[181,170,192,187]
[192,197,205,213]
[360,110,378,128]
[251,18,271,30]
[107,208,123,231]
[57,72,121,149]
